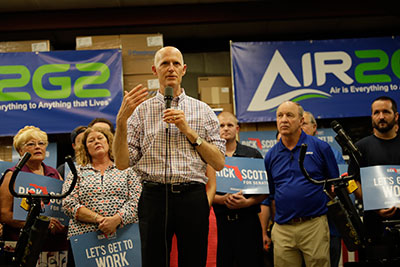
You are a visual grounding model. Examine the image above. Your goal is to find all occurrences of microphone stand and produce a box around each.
[164,112,172,267]
[298,141,366,252]
[8,153,78,267]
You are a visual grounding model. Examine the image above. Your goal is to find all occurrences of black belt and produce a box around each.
[286,215,320,224]
[143,181,204,194]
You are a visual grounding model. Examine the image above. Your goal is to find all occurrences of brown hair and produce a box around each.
[76,127,114,166]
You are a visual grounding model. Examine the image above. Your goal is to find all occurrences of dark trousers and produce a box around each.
[330,235,342,267]
[215,211,264,267]
[138,182,210,267]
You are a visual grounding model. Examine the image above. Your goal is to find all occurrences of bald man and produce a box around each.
[113,46,225,267]
[264,101,339,267]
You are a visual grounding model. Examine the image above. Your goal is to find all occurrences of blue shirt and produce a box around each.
[264,131,339,224]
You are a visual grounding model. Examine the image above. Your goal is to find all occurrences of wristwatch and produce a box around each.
[192,136,203,147]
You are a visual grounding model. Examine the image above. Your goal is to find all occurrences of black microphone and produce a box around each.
[16,152,31,171]
[330,120,362,160]
[164,86,173,109]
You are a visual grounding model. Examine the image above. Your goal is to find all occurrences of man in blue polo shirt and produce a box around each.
[264,101,339,267]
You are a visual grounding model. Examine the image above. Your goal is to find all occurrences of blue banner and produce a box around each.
[360,165,400,211]
[70,223,141,267]
[231,37,400,122]
[0,50,122,136]
[12,172,69,225]
[216,157,269,194]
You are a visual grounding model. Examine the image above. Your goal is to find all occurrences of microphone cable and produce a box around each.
[164,124,171,267]
[163,86,173,266]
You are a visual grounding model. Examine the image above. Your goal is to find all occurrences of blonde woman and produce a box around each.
[62,127,141,237]
[0,125,68,266]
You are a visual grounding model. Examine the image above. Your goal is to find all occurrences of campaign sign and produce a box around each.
[239,131,278,156]
[338,164,348,177]
[231,37,400,122]
[0,161,15,186]
[239,128,342,159]
[360,165,400,211]
[70,223,141,267]
[12,172,69,225]
[216,157,269,194]
[315,128,342,154]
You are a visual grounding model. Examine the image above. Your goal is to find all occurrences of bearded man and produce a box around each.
[348,96,400,264]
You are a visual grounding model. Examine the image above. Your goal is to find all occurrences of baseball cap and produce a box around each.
[70,126,87,144]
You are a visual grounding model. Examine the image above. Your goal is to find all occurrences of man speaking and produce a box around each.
[113,46,226,267]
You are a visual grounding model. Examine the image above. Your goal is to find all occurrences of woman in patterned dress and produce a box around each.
[62,127,141,237]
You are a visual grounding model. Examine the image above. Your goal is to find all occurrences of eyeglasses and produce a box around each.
[24,141,47,148]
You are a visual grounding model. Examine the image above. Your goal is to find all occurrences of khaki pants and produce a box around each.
[272,215,330,267]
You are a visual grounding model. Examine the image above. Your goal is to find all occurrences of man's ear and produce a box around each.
[182,64,187,76]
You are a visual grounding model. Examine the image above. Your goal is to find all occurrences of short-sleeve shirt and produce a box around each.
[264,131,339,224]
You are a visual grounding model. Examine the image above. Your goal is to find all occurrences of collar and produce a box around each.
[277,130,307,152]
[156,88,186,106]
[80,162,115,171]
[20,162,58,178]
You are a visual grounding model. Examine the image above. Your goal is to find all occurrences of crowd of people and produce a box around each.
[1,46,399,267]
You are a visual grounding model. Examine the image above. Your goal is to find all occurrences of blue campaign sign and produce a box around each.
[360,165,400,211]
[216,157,269,194]
[70,223,141,267]
[338,164,348,176]
[239,131,278,157]
[231,37,400,122]
[239,129,342,158]
[0,161,15,185]
[12,172,69,225]
[0,49,123,136]
[315,128,343,155]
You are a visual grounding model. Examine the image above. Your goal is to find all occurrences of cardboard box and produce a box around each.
[239,123,258,132]
[0,40,50,53]
[198,76,232,105]
[123,74,160,98]
[208,103,233,114]
[76,35,121,50]
[257,122,277,131]
[120,34,163,75]
[76,34,163,74]
[0,137,13,162]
